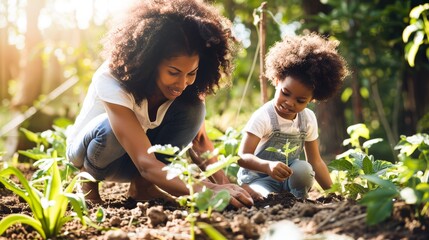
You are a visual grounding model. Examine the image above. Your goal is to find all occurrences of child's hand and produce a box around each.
[267,161,293,182]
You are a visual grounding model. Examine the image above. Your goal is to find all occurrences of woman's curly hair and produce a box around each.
[265,33,349,101]
[101,0,236,104]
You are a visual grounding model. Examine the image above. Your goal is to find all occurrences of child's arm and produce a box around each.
[238,131,292,182]
[304,140,332,189]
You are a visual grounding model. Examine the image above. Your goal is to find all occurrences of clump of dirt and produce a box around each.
[1,179,428,240]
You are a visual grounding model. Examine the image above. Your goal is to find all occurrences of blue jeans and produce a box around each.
[66,98,205,182]
[246,160,315,198]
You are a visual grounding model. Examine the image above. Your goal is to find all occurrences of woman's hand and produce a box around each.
[240,183,264,202]
[267,161,293,182]
[210,183,254,208]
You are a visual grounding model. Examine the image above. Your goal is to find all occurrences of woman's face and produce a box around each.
[274,76,313,120]
[156,54,200,100]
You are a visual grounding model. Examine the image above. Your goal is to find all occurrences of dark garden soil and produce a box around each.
[1,164,428,240]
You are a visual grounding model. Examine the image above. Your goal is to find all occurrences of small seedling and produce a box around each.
[148,143,238,240]
[266,141,299,166]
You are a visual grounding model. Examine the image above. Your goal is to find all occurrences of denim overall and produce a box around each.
[238,102,315,198]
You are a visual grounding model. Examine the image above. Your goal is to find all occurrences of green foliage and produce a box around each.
[329,124,429,225]
[0,156,95,239]
[18,126,68,161]
[17,126,79,185]
[209,126,243,181]
[403,3,429,67]
[148,143,238,240]
[328,124,390,199]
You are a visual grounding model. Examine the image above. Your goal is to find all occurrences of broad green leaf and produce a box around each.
[362,138,383,150]
[195,189,213,211]
[362,156,374,175]
[363,175,397,190]
[0,214,46,239]
[328,159,354,171]
[359,188,397,225]
[403,157,427,171]
[197,222,227,240]
[210,190,230,211]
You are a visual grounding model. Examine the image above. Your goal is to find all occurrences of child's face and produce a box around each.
[274,76,313,120]
[156,54,200,100]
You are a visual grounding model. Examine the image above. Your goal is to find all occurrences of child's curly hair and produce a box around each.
[265,33,349,101]
[101,0,236,104]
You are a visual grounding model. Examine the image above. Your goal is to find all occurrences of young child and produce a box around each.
[237,33,349,200]
[66,0,253,208]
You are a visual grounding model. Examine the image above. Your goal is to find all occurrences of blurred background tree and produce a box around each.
[0,0,428,163]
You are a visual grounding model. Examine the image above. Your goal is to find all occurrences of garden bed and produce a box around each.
[0,165,428,240]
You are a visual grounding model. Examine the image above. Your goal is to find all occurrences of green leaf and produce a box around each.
[195,189,213,211]
[328,159,354,171]
[363,175,397,190]
[359,188,397,225]
[210,190,230,211]
[95,207,106,223]
[362,138,383,150]
[362,156,374,174]
[204,155,239,178]
[197,222,227,240]
[0,214,46,239]
[409,3,429,19]
[403,157,427,171]
[20,128,41,144]
[403,24,419,42]
[147,144,180,156]
[345,183,367,199]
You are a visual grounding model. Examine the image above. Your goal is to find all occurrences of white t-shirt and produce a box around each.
[67,62,174,145]
[243,101,319,155]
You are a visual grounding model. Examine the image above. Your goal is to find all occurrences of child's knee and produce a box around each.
[289,160,315,188]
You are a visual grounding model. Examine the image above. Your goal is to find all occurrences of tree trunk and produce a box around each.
[301,0,347,160]
[11,0,44,108]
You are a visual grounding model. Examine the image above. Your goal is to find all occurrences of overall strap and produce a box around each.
[297,111,307,135]
[266,101,281,131]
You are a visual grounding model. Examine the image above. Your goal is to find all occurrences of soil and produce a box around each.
[1,165,428,240]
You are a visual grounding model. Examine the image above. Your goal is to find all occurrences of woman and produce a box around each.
[66,0,252,208]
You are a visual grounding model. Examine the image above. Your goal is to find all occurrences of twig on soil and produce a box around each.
[316,213,366,232]
[314,201,348,231]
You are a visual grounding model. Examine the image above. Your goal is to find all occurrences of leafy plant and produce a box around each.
[328,124,389,199]
[18,126,68,161]
[148,143,238,240]
[0,154,95,239]
[403,3,429,67]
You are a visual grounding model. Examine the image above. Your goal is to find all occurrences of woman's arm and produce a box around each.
[304,140,333,189]
[104,102,191,196]
[190,122,230,184]
[238,132,292,182]
[104,102,253,207]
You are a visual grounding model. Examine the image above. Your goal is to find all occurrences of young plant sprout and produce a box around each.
[265,141,299,166]
[148,143,238,240]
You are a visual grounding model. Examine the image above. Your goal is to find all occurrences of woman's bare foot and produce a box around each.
[128,175,176,203]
